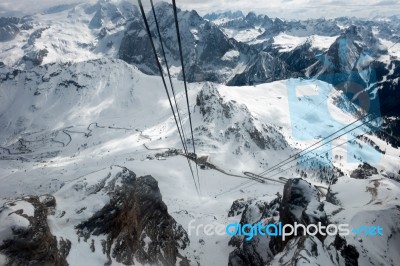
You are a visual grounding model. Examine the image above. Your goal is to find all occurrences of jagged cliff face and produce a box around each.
[119,3,245,83]
[118,3,298,85]
[195,83,288,153]
[0,1,294,85]
[228,179,358,266]
[0,195,70,266]
[0,17,20,42]
[275,179,328,247]
[227,197,280,265]
[75,169,190,266]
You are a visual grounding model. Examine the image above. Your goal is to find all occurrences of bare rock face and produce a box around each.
[270,235,335,265]
[227,178,361,266]
[76,168,190,266]
[228,197,281,266]
[228,198,248,217]
[118,18,158,75]
[228,178,334,266]
[270,233,358,265]
[333,235,359,266]
[270,178,328,253]
[0,17,20,42]
[21,49,49,68]
[0,195,70,266]
[280,178,328,230]
[350,162,378,179]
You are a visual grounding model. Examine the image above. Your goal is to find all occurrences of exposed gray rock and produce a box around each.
[228,179,359,266]
[271,178,328,253]
[22,49,49,67]
[0,196,70,266]
[270,235,340,265]
[119,18,158,75]
[27,28,49,46]
[76,168,191,266]
[333,235,359,266]
[0,17,20,42]
[228,198,281,266]
[326,187,341,205]
[226,51,293,86]
[118,2,289,85]
[228,198,248,217]
[350,163,378,179]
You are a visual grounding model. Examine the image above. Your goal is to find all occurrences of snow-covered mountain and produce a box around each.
[205,11,400,147]
[0,1,400,265]
[0,2,296,85]
[0,56,399,265]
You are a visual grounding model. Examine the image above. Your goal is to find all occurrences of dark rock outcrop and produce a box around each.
[228,198,248,217]
[76,168,190,266]
[228,198,281,266]
[226,51,292,86]
[118,18,158,75]
[270,235,339,265]
[271,178,328,253]
[326,187,341,205]
[0,166,192,266]
[228,179,358,266]
[118,3,290,85]
[333,235,359,266]
[350,162,378,179]
[0,196,70,266]
[280,179,328,228]
[27,27,49,45]
[21,49,49,67]
[0,17,20,42]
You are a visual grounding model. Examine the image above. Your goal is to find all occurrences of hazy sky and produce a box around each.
[1,0,399,19]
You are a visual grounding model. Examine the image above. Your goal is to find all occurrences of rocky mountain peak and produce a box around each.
[0,17,20,42]
[76,168,190,265]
